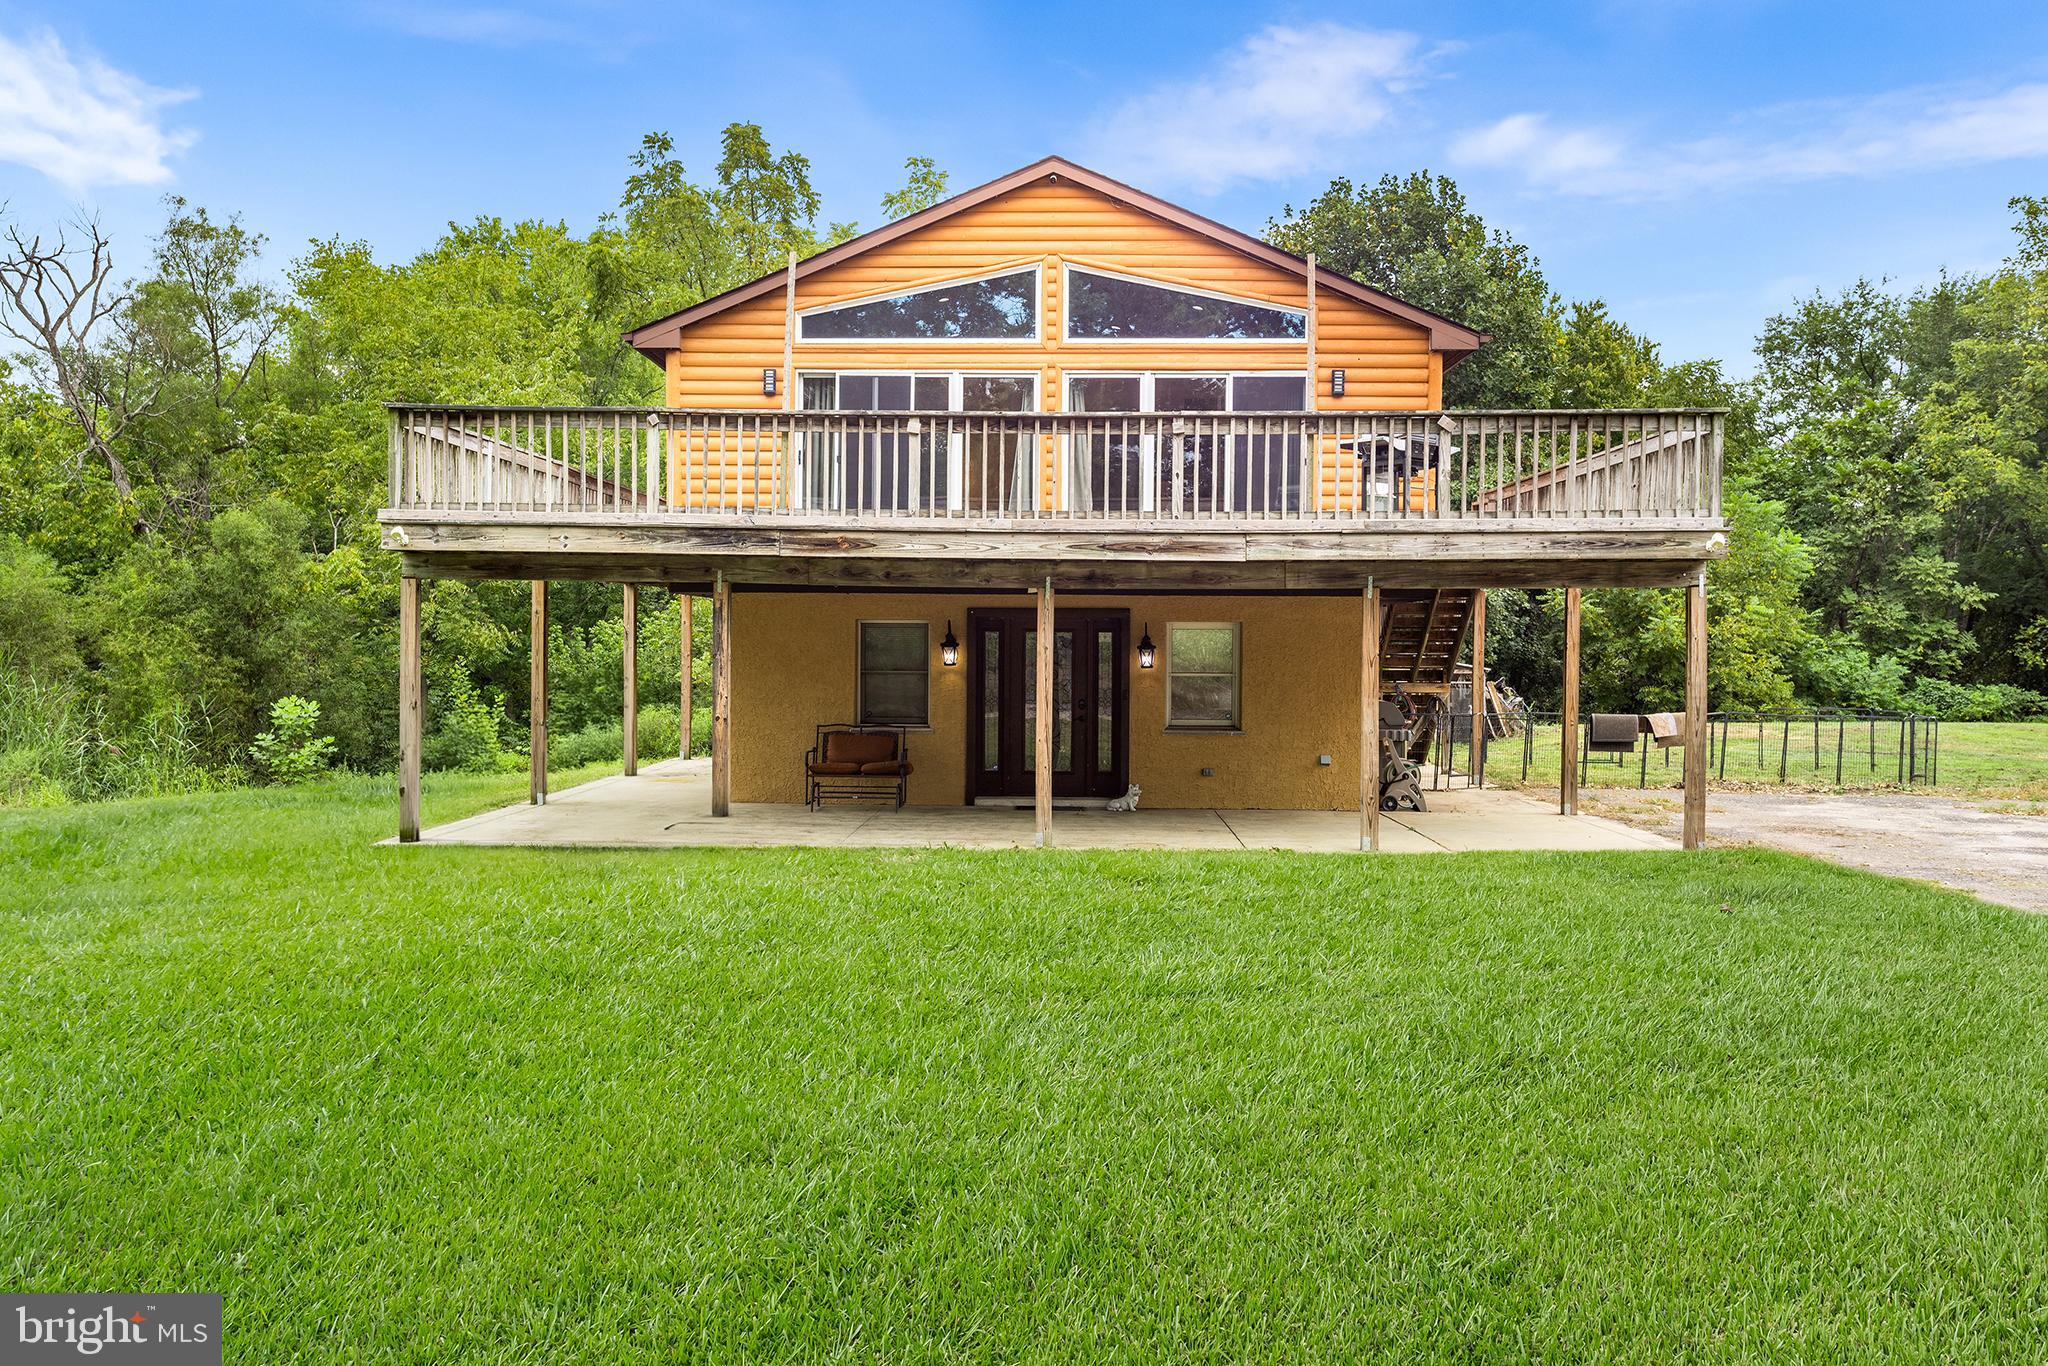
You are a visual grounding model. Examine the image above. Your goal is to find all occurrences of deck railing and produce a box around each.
[386,405,1725,523]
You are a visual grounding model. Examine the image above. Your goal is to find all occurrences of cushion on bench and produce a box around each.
[859,759,911,775]
[807,760,861,775]
[823,731,898,765]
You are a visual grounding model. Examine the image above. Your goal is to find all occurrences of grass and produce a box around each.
[5,771,2048,1360]
[1491,719,2048,800]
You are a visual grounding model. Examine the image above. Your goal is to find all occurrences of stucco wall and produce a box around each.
[731,591,1366,809]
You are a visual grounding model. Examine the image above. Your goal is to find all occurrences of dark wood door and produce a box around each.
[968,608,1127,801]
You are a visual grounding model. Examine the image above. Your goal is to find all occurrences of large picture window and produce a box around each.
[796,371,1036,513]
[858,622,930,726]
[1165,623,1241,729]
[1065,267,1305,341]
[800,268,1039,341]
[1065,373,1307,515]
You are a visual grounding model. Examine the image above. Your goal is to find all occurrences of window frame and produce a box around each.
[1057,371,1309,513]
[1163,621,1242,731]
[793,370,1040,512]
[1061,264,1307,345]
[796,264,1044,345]
[856,620,932,728]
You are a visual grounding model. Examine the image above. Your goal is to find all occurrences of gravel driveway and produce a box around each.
[1589,791,2048,913]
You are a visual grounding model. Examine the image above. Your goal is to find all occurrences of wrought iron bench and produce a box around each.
[805,725,912,809]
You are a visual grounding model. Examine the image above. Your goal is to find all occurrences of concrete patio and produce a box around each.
[403,759,1673,853]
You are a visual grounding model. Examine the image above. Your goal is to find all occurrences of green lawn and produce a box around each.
[5,772,2048,1360]
[1491,719,2048,800]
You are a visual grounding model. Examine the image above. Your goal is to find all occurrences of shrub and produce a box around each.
[248,696,339,784]
[0,673,226,805]
[423,668,517,773]
[547,705,682,772]
[1899,679,2048,722]
[1796,637,1908,712]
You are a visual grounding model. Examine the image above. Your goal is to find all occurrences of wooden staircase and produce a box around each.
[1378,588,1478,689]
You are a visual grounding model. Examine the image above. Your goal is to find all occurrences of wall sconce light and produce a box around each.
[1138,626,1156,669]
[1330,368,1346,399]
[762,367,778,398]
[941,621,959,667]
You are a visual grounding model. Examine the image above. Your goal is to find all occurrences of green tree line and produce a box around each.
[2,132,2042,804]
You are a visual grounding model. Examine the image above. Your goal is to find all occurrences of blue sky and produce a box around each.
[4,1,2048,372]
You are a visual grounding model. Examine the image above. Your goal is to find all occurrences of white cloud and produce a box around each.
[0,27,196,189]
[1452,82,2048,199]
[1083,24,1433,194]
[1448,113,1620,181]
[358,4,585,47]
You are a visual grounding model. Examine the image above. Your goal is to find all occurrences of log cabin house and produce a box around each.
[381,156,1723,848]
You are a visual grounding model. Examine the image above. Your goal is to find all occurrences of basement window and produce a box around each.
[858,621,930,726]
[1165,623,1241,729]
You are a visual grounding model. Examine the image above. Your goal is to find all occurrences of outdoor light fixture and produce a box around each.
[1331,368,1346,398]
[941,622,959,667]
[1138,626,1156,669]
[762,367,778,397]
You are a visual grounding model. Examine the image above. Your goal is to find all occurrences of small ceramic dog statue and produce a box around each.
[1106,783,1142,812]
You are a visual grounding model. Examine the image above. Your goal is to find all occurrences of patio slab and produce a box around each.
[401,759,1672,854]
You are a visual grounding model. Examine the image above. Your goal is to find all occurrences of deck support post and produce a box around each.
[1035,577,1054,848]
[622,583,638,776]
[679,593,693,759]
[711,571,731,816]
[530,580,548,806]
[1469,588,1487,788]
[1561,586,1581,816]
[1683,573,1708,850]
[1361,577,1381,852]
[398,575,422,842]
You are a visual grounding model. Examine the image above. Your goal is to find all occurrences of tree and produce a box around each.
[619,124,853,323]
[1268,172,1560,406]
[881,157,949,220]
[0,215,152,510]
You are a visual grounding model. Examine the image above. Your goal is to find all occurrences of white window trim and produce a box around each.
[797,264,1045,345]
[793,370,1039,512]
[857,619,933,729]
[1163,621,1242,731]
[1061,263,1308,345]
[1056,371,1309,512]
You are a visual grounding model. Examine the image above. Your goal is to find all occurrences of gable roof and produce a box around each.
[622,155,1489,363]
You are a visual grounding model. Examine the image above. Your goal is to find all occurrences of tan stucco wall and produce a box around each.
[731,591,1367,809]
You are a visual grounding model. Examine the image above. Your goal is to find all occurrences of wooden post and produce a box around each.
[783,251,797,413]
[530,580,548,806]
[1035,577,1054,848]
[679,593,693,759]
[398,575,422,843]
[1683,574,1708,850]
[1469,588,1487,789]
[1361,578,1381,851]
[622,583,638,776]
[1561,587,1581,816]
[1305,252,1318,410]
[711,572,731,816]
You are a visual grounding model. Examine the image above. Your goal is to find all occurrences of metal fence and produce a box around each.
[1412,710,1941,791]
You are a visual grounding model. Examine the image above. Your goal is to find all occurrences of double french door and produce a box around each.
[968,608,1128,800]
[793,372,1035,514]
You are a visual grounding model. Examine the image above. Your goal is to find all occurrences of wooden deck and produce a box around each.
[380,405,1727,591]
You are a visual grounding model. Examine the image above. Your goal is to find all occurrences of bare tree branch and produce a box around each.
[0,211,163,517]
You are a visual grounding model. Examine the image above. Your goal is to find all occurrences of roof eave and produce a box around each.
[621,155,1489,358]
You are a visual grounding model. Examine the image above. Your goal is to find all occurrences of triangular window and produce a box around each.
[799,268,1039,341]
[1065,267,1305,341]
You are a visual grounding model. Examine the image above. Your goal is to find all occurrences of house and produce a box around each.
[381,156,1724,848]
